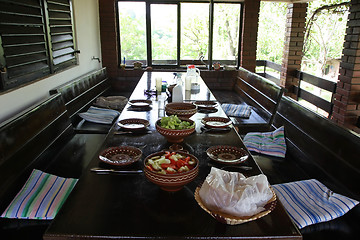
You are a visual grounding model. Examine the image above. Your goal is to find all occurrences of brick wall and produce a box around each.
[280,3,307,99]
[240,0,260,73]
[332,0,360,132]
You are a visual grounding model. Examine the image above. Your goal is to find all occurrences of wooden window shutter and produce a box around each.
[0,0,51,90]
[45,0,77,72]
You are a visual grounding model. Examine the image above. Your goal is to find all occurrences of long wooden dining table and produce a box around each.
[43,71,302,240]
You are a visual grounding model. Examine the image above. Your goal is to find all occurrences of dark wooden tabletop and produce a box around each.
[43,72,302,240]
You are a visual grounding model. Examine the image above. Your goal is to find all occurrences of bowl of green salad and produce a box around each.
[156,115,195,143]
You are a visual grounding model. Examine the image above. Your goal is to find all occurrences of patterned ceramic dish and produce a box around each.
[194,100,217,108]
[165,102,197,118]
[99,146,142,166]
[206,145,249,164]
[118,118,150,131]
[201,117,232,128]
[194,184,277,225]
[156,118,195,143]
[129,99,152,108]
[144,151,199,192]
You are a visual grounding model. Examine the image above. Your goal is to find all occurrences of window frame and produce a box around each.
[117,0,243,69]
[0,0,78,91]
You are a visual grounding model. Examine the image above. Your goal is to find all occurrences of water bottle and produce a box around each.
[172,75,183,102]
[185,65,200,91]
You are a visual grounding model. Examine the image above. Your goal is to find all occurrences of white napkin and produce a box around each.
[199,167,273,217]
[79,106,120,124]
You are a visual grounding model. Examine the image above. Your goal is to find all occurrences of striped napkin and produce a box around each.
[79,106,120,124]
[221,103,252,118]
[273,179,359,229]
[1,169,78,220]
[243,126,286,158]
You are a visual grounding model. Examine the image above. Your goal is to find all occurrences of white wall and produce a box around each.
[0,0,102,125]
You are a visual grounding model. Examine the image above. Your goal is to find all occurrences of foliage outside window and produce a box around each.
[117,0,242,68]
[0,0,78,91]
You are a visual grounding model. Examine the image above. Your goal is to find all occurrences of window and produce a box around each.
[117,0,242,69]
[0,0,78,91]
[151,4,177,65]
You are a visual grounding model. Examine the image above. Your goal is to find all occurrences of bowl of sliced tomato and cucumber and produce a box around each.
[144,151,199,192]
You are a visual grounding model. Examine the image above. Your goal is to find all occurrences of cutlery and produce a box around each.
[207,163,252,171]
[200,127,231,134]
[90,167,143,174]
[114,130,152,135]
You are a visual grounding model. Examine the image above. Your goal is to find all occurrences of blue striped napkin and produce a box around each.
[273,179,359,229]
[79,106,120,124]
[221,103,252,118]
[1,169,78,220]
[243,126,286,158]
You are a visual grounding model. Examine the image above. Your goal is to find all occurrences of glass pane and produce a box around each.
[118,1,147,65]
[180,3,209,62]
[151,4,177,65]
[213,3,241,65]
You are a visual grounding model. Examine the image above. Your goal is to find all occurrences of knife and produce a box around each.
[90,167,143,174]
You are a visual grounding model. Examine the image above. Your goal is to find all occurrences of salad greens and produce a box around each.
[160,115,194,130]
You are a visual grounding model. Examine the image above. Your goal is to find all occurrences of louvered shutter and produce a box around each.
[0,0,51,90]
[45,0,77,72]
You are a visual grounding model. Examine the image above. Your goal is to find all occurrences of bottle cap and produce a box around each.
[188,65,195,69]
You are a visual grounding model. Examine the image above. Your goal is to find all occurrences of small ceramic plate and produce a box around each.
[194,100,217,108]
[201,117,232,128]
[129,99,152,108]
[118,118,150,131]
[99,146,142,166]
[206,145,249,164]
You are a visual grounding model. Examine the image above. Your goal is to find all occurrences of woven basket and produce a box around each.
[194,185,277,225]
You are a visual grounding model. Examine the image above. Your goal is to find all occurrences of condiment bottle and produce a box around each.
[172,76,183,102]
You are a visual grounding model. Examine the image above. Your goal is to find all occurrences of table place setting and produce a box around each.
[43,72,302,240]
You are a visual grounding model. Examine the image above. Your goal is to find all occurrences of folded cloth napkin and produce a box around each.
[221,103,252,118]
[1,169,78,220]
[243,126,286,158]
[273,179,359,229]
[79,106,120,124]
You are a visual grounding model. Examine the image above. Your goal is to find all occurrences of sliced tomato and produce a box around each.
[176,160,186,169]
[161,163,176,170]
[183,156,190,163]
[169,158,176,165]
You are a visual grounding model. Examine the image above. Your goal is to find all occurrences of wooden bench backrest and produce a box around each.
[273,96,360,199]
[235,67,283,123]
[49,67,109,122]
[0,94,73,211]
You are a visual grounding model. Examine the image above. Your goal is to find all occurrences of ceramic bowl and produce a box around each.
[144,151,199,192]
[99,146,142,166]
[165,102,197,118]
[206,145,249,165]
[156,118,195,143]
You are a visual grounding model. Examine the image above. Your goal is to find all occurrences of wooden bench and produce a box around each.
[250,96,360,240]
[212,67,284,134]
[49,67,130,134]
[0,94,107,239]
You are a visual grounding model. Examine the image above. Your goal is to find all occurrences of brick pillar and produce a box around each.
[240,0,260,72]
[280,3,307,99]
[99,0,119,79]
[332,0,360,133]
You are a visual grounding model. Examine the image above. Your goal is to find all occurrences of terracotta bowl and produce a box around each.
[165,102,197,118]
[144,151,199,192]
[99,146,142,166]
[156,118,195,143]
